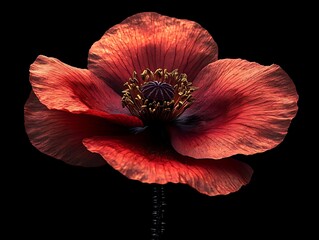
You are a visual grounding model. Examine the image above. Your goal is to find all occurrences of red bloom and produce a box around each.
[24,12,298,196]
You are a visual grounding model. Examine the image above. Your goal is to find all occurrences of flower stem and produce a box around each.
[151,184,166,240]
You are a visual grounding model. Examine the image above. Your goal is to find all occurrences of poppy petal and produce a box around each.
[24,92,126,167]
[88,12,218,93]
[171,59,298,159]
[83,135,252,196]
[29,55,142,127]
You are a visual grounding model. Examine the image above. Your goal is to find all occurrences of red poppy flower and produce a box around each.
[24,12,298,196]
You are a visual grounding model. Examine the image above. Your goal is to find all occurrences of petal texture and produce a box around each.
[30,55,123,113]
[83,134,252,196]
[171,59,298,159]
[88,12,218,93]
[24,92,126,167]
[29,55,142,127]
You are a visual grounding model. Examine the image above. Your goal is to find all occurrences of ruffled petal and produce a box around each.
[30,55,142,127]
[171,59,298,159]
[88,12,218,93]
[24,92,127,167]
[83,134,252,196]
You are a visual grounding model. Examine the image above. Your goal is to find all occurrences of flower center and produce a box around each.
[122,68,196,124]
[140,81,174,102]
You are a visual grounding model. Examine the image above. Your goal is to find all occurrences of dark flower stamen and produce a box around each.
[122,68,196,124]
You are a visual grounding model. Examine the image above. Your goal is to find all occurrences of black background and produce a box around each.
[7,1,314,239]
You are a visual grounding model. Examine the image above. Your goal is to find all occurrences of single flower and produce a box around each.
[24,12,298,196]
